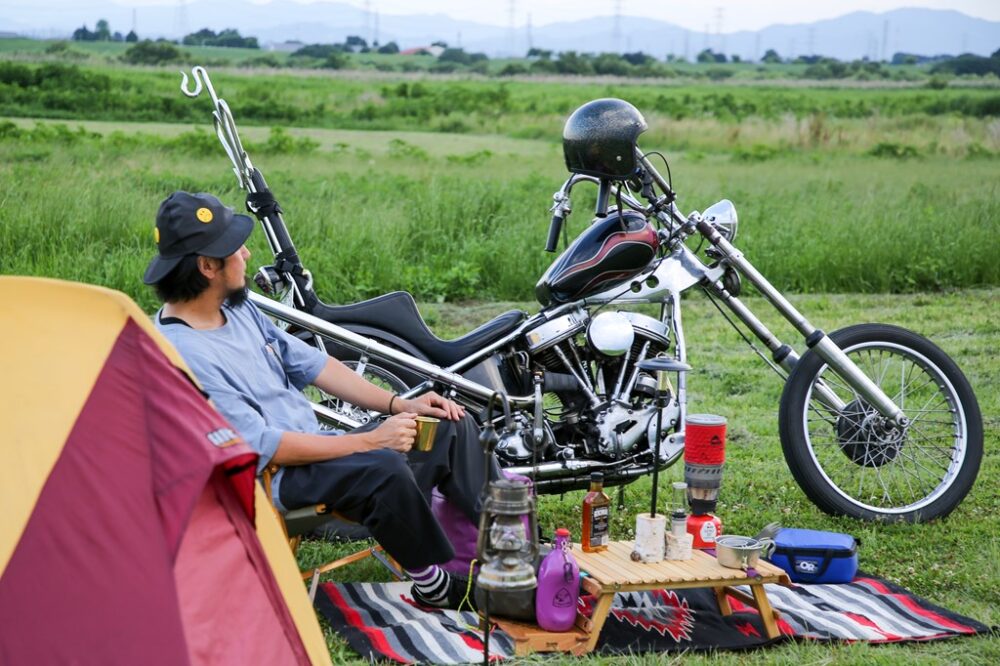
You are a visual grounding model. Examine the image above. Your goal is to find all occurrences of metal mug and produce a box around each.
[414,416,439,452]
[715,535,775,570]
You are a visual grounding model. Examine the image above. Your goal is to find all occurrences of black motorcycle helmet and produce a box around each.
[563,98,648,180]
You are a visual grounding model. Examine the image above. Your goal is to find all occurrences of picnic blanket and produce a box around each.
[315,575,990,664]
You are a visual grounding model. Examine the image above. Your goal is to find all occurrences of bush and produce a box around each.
[498,63,528,77]
[122,40,181,65]
[868,142,921,159]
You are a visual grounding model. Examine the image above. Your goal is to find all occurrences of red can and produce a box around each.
[685,414,726,465]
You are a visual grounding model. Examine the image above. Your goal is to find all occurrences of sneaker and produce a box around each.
[412,572,477,612]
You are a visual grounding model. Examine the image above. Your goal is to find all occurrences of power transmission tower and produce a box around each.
[715,6,724,56]
[374,10,380,47]
[613,0,622,54]
[807,27,815,57]
[364,0,372,45]
[174,0,188,39]
[881,20,889,61]
[508,0,516,56]
[526,13,533,51]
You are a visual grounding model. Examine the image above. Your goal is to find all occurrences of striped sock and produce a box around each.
[408,565,450,605]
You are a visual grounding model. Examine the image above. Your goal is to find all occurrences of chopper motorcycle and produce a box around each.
[181,67,982,522]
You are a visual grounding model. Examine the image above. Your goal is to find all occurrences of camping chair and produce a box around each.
[260,465,404,598]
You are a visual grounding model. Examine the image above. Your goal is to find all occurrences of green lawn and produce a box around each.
[304,289,999,664]
[0,62,996,663]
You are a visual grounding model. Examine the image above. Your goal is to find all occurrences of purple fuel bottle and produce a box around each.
[535,528,580,632]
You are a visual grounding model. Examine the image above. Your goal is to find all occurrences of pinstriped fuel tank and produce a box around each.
[535,210,659,306]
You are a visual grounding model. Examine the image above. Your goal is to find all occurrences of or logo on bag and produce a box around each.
[207,427,240,448]
[796,560,820,574]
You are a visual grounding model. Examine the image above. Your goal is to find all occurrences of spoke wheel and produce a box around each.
[779,324,982,522]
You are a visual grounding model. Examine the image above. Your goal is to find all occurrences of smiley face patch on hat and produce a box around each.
[143,191,255,286]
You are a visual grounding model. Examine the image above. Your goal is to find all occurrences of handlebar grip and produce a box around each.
[545,212,564,253]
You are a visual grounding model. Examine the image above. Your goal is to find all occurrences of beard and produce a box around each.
[225,285,250,308]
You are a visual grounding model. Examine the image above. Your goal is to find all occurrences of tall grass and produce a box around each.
[2,61,999,133]
[1,121,997,306]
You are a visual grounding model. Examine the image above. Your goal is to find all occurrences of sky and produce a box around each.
[48,1,1000,33]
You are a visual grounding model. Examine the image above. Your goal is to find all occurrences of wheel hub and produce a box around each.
[836,399,905,467]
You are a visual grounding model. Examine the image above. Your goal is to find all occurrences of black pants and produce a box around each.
[279,415,499,570]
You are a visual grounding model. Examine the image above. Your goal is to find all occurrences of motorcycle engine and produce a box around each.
[524,308,681,462]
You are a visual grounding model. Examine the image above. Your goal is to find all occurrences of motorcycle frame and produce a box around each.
[181,66,910,441]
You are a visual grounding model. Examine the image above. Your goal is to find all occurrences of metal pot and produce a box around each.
[715,535,775,570]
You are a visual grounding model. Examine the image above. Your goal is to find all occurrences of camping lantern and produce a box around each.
[475,478,539,592]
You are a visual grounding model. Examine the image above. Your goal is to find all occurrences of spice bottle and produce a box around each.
[581,472,610,552]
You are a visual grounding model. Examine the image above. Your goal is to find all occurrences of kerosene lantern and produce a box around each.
[475,478,538,592]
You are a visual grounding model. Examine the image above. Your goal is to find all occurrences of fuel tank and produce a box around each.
[535,210,658,306]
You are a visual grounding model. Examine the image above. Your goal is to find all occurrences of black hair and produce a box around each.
[152,254,216,303]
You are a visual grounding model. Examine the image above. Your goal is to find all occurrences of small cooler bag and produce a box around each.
[768,528,858,584]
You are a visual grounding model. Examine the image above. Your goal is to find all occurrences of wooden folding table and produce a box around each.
[494,540,791,656]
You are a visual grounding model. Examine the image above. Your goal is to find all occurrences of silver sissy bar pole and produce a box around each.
[179,66,309,308]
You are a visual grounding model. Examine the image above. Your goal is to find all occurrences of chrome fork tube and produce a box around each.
[703,280,846,412]
[669,291,688,430]
[697,222,907,426]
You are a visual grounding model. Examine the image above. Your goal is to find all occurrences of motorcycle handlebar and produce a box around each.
[544,211,564,253]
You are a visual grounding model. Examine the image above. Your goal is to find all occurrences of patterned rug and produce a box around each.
[315,575,991,664]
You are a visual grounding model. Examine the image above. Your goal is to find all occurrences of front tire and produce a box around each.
[779,324,983,522]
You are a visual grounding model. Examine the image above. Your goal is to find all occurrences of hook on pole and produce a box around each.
[179,66,219,105]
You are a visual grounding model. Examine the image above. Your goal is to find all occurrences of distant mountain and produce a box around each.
[2,1,998,61]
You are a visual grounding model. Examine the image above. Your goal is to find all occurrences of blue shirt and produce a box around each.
[156,301,329,507]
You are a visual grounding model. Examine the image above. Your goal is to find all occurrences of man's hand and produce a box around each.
[401,392,465,421]
[369,413,417,452]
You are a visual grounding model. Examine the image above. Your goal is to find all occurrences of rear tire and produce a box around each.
[778,324,982,522]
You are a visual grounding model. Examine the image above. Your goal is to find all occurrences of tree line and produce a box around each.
[72,20,257,49]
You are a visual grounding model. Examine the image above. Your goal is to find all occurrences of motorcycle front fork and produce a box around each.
[695,221,908,428]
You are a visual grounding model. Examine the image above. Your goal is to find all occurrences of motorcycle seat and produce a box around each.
[313,291,526,367]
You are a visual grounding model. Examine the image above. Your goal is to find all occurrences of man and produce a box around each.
[144,191,495,609]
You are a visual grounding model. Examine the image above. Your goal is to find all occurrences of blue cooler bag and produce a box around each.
[768,528,858,584]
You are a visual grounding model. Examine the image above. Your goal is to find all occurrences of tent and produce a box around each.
[0,277,331,665]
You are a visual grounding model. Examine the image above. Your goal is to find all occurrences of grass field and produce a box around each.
[1,116,997,302]
[0,60,997,663]
[302,289,999,664]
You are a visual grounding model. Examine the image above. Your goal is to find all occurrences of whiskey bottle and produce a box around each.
[581,472,610,552]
